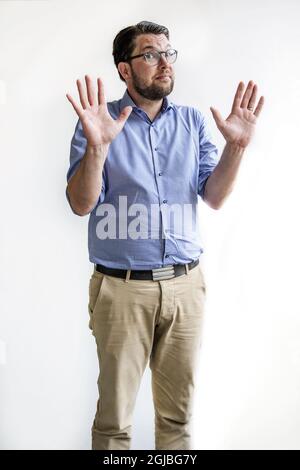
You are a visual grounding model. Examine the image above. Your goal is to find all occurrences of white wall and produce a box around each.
[0,0,300,450]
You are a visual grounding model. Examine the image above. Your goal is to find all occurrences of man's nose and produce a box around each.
[158,53,169,66]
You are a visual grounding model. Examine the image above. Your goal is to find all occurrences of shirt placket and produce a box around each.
[148,117,173,265]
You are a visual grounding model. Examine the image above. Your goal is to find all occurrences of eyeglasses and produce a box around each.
[127,48,178,66]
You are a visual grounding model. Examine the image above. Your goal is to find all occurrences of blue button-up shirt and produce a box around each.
[66,89,219,269]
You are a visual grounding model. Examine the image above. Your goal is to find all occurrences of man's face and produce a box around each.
[125,33,175,100]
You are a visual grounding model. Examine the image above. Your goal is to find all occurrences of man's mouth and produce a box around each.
[155,76,171,81]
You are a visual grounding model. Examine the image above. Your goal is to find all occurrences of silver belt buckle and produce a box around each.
[152,264,175,281]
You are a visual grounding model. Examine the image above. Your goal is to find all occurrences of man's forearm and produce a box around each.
[203,142,245,209]
[67,143,109,216]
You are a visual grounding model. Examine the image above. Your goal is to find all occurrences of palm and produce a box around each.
[66,75,132,146]
[80,104,124,146]
[210,81,264,148]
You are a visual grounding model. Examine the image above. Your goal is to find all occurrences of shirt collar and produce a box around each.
[120,88,174,114]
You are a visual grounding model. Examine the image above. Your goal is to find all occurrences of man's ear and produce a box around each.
[118,62,131,81]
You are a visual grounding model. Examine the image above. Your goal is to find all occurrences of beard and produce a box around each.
[130,67,174,100]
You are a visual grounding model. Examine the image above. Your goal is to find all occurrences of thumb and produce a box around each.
[210,106,223,128]
[116,106,133,127]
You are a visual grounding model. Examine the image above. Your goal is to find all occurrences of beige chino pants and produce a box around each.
[87,261,207,450]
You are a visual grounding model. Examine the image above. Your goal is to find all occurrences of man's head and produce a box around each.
[112,21,176,101]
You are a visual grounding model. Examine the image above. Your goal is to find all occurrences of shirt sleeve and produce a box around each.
[66,119,106,214]
[197,112,219,200]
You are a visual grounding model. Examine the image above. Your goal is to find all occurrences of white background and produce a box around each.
[1,0,300,450]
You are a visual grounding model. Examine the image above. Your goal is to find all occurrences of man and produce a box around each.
[65,21,264,450]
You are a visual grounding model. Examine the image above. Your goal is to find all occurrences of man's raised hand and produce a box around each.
[66,75,132,146]
[210,80,265,148]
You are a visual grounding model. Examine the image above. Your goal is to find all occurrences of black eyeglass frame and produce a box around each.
[126,48,178,65]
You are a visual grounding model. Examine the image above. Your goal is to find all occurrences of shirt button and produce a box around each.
[154,147,158,151]
[165,254,169,258]
[163,199,167,203]
[158,172,162,176]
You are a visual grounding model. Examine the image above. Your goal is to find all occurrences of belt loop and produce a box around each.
[125,269,131,283]
[185,263,189,275]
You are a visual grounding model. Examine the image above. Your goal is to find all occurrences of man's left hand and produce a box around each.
[210,80,265,149]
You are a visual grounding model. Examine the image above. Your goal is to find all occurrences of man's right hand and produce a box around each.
[66,75,132,147]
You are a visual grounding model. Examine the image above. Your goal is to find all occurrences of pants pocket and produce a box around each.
[88,271,105,331]
[197,264,207,295]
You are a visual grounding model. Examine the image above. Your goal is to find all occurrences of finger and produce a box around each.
[231,81,245,112]
[97,77,106,105]
[247,84,258,111]
[76,78,89,109]
[240,80,255,109]
[254,96,265,118]
[66,93,83,119]
[210,106,224,128]
[116,106,132,127]
[85,74,97,106]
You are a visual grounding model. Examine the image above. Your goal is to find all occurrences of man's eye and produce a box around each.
[145,52,155,59]
[167,50,175,57]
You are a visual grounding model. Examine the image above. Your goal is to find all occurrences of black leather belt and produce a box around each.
[95,258,199,281]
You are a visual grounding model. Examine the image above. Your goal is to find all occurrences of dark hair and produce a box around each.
[112,21,170,82]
